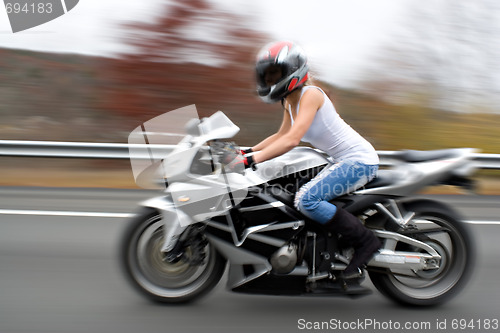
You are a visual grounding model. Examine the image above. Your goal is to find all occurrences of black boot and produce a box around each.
[325,207,381,279]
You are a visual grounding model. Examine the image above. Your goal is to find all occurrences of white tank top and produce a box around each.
[287,86,379,165]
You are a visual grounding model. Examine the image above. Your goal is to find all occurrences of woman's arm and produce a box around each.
[252,88,323,164]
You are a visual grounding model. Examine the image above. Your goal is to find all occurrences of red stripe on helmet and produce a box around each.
[287,73,308,92]
[268,41,293,59]
[298,73,309,85]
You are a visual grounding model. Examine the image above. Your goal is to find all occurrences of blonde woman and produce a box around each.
[239,41,380,279]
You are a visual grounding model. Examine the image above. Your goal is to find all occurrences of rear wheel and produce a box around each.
[120,208,226,303]
[369,200,474,306]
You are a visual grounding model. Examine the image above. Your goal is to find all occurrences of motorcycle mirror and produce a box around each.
[185,118,201,136]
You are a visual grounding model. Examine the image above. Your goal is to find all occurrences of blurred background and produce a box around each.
[1,0,499,189]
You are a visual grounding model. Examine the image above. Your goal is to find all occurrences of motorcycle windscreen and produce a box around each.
[128,105,201,190]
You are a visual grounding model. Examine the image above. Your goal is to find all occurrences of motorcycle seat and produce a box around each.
[363,170,394,189]
[392,149,458,163]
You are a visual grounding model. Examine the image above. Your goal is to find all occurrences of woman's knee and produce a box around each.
[294,191,320,212]
[294,194,339,224]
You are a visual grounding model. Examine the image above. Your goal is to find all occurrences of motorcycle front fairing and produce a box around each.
[136,112,247,252]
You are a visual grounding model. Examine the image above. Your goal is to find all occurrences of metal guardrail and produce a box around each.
[0,140,136,159]
[0,140,499,170]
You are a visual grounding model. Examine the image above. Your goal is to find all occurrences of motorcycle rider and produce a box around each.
[239,41,381,279]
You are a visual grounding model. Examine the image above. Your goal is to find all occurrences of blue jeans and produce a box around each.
[294,160,378,224]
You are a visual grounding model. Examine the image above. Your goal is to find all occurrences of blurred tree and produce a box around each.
[99,0,275,127]
[359,0,500,113]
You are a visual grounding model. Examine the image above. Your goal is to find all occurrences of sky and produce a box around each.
[0,0,415,88]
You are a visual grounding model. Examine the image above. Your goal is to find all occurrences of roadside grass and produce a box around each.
[2,166,499,195]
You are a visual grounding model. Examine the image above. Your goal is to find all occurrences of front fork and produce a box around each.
[139,196,191,253]
[160,209,189,253]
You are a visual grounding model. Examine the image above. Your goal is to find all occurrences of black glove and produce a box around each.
[223,153,257,172]
[211,141,257,172]
[241,147,253,155]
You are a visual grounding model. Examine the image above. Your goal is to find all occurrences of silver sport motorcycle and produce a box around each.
[120,110,476,306]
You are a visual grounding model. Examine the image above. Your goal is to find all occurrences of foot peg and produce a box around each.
[340,267,365,280]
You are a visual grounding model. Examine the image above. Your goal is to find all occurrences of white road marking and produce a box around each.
[464,220,500,225]
[0,209,499,225]
[0,209,133,218]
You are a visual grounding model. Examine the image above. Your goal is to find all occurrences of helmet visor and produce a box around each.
[256,62,288,87]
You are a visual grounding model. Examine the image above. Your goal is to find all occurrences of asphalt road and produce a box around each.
[1,187,499,333]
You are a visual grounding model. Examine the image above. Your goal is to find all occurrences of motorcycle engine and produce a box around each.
[270,243,298,274]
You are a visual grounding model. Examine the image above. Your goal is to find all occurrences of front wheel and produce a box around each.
[120,208,226,303]
[369,200,475,306]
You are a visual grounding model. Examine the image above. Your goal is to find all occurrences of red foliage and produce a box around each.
[99,0,276,122]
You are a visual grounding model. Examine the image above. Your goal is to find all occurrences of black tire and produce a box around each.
[369,200,475,307]
[120,208,226,304]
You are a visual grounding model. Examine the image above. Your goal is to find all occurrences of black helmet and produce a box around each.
[256,41,309,103]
